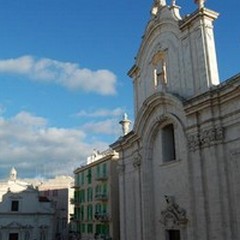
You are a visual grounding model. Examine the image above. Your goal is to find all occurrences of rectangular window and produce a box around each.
[77,223,81,234]
[95,204,102,215]
[102,163,107,177]
[80,206,84,221]
[87,188,93,202]
[44,190,50,196]
[80,189,85,203]
[87,224,93,233]
[96,224,101,234]
[96,165,100,178]
[102,224,109,235]
[87,169,92,184]
[53,190,58,196]
[81,224,85,234]
[102,203,107,214]
[81,172,85,185]
[166,230,181,240]
[162,124,176,162]
[87,204,93,220]
[11,200,19,211]
[9,233,19,240]
[102,183,107,196]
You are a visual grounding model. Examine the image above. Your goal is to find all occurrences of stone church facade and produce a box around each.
[111,0,240,240]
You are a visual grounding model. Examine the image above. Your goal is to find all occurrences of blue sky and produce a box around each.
[0,0,239,179]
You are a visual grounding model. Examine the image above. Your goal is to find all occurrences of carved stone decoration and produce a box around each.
[187,127,224,152]
[133,151,142,168]
[160,196,188,228]
[155,115,169,125]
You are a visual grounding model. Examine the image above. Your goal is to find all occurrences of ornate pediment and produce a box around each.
[1,221,33,229]
[160,196,188,228]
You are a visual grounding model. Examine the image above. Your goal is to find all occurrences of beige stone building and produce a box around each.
[37,176,74,240]
[0,168,55,240]
[111,0,240,240]
[73,149,119,240]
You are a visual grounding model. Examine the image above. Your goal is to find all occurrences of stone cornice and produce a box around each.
[128,64,139,78]
[110,131,139,151]
[179,7,219,30]
[184,73,240,116]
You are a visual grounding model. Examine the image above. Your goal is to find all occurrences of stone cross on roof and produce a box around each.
[155,0,166,6]
[195,0,206,9]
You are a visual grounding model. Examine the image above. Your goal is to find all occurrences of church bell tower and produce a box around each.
[128,0,220,116]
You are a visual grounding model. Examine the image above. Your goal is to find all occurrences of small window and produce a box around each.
[166,230,181,240]
[53,190,58,197]
[81,172,85,185]
[102,163,107,177]
[96,165,100,178]
[44,190,50,196]
[11,200,19,212]
[87,187,93,202]
[87,205,93,220]
[81,224,85,233]
[87,224,93,233]
[162,124,176,162]
[87,169,92,184]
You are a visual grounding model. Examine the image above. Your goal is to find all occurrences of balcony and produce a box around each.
[70,214,80,222]
[70,198,81,207]
[95,175,108,181]
[95,194,108,201]
[94,213,110,222]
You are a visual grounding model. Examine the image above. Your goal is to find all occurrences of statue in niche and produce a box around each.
[153,59,167,89]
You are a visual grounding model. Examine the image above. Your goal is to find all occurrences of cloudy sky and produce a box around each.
[0,0,239,179]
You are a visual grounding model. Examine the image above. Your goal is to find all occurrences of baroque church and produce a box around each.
[111,0,240,239]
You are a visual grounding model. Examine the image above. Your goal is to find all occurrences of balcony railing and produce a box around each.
[95,175,108,181]
[95,194,108,201]
[70,198,81,206]
[94,213,110,222]
[70,214,80,222]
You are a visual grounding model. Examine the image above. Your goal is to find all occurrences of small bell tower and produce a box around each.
[129,0,220,116]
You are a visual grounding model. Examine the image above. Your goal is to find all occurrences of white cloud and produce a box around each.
[0,111,109,178]
[77,107,124,118]
[0,55,117,95]
[82,118,122,136]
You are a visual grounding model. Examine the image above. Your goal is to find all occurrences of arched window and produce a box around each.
[162,124,176,162]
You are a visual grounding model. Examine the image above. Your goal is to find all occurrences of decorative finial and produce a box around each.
[158,0,166,6]
[195,0,206,9]
[171,0,176,6]
[151,0,167,16]
[119,113,131,136]
[9,167,17,181]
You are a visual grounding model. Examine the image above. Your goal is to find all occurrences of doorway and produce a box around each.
[166,230,180,240]
[9,233,18,240]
